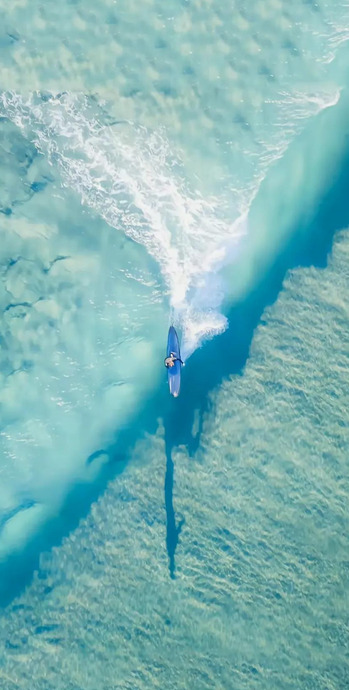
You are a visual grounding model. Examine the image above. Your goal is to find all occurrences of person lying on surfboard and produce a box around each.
[164,352,184,368]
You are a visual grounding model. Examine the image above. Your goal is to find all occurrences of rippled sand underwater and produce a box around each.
[1,0,349,688]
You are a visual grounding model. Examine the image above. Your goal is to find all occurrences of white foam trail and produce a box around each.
[0,92,246,358]
[0,84,340,358]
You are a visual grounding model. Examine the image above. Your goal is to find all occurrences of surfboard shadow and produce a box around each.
[164,406,185,579]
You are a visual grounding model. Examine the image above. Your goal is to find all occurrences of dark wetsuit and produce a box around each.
[164,353,183,368]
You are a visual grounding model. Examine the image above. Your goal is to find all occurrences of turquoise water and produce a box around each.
[1,0,349,687]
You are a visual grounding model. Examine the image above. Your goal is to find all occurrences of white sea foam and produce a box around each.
[0,91,247,358]
[0,84,341,357]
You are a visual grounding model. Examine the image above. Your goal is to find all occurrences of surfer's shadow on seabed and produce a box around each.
[163,409,187,579]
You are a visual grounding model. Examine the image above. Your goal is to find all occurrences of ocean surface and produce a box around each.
[0,0,349,688]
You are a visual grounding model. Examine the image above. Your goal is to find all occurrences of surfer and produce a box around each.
[166,327,182,396]
[164,352,183,368]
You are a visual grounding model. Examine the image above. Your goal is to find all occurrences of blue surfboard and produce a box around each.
[166,326,181,397]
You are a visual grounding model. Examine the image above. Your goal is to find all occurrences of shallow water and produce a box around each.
[0,0,349,688]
